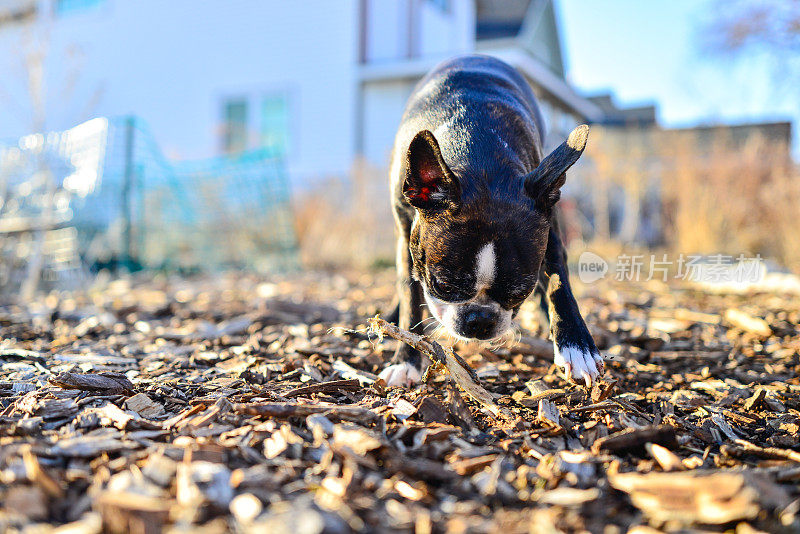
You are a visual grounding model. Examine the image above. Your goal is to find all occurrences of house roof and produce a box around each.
[475,0,531,40]
[483,48,603,121]
[668,121,792,148]
[0,0,36,24]
[359,0,603,122]
[476,0,566,78]
[588,93,658,127]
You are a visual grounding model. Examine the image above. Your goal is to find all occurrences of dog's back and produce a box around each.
[390,55,548,208]
[381,55,603,388]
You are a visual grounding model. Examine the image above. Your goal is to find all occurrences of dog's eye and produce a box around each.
[429,275,469,301]
[504,286,533,308]
[429,275,450,296]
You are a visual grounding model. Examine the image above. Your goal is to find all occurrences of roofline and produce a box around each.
[358,48,603,122]
[479,47,604,121]
[667,120,793,133]
[358,57,441,83]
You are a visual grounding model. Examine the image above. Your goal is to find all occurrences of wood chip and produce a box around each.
[2,271,798,532]
[609,470,788,525]
[124,393,166,419]
[538,399,561,428]
[49,372,134,394]
[592,425,678,455]
[724,308,772,337]
[646,442,685,471]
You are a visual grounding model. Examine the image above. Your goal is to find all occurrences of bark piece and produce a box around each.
[234,402,380,423]
[282,378,361,398]
[724,309,772,337]
[124,393,166,419]
[416,396,449,424]
[592,425,678,455]
[368,317,504,418]
[49,372,134,394]
[609,470,788,525]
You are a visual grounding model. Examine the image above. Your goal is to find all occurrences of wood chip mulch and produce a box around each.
[1,271,799,533]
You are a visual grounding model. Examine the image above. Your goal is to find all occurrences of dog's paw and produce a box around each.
[378,362,422,387]
[553,341,604,387]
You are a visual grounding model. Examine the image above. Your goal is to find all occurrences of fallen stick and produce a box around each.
[568,401,617,414]
[591,425,678,455]
[367,316,503,418]
[724,309,772,337]
[516,335,555,359]
[233,402,380,423]
[723,439,800,464]
[282,379,362,398]
[368,317,478,379]
[49,372,134,394]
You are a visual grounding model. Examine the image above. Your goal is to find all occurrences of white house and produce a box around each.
[0,0,603,186]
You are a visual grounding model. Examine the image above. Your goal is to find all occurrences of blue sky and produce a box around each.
[558,0,798,131]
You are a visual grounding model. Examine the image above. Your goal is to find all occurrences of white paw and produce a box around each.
[378,362,422,387]
[553,343,604,387]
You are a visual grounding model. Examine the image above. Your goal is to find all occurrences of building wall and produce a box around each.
[0,0,588,185]
[361,0,474,64]
[0,0,360,185]
[359,0,476,167]
[362,79,416,166]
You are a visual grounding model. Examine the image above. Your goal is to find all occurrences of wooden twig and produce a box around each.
[568,401,617,414]
[723,439,800,464]
[233,402,380,423]
[368,317,478,382]
[282,379,362,398]
[592,425,678,455]
[48,372,134,394]
[368,316,504,418]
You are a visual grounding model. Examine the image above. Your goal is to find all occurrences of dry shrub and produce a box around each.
[293,159,396,269]
[295,129,799,272]
[662,130,798,269]
[575,125,799,272]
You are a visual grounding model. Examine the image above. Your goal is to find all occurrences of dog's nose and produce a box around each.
[461,307,498,340]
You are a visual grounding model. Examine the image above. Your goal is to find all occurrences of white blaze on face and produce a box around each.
[475,242,496,291]
[423,241,513,341]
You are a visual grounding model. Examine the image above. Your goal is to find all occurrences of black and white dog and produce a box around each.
[380,55,604,387]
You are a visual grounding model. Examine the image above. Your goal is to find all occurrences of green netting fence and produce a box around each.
[0,116,298,294]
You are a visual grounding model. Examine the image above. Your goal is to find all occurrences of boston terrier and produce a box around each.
[379,55,604,388]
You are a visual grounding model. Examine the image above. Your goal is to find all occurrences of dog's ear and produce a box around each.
[524,124,589,210]
[404,130,460,211]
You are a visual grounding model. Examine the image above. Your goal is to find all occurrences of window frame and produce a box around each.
[218,86,297,159]
[221,98,250,155]
[53,0,105,17]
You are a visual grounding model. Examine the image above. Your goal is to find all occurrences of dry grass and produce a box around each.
[294,130,799,273]
[575,126,800,272]
[293,159,395,270]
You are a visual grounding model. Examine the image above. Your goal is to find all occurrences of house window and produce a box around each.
[0,0,37,26]
[426,0,450,12]
[261,94,290,157]
[55,0,103,16]
[223,99,249,154]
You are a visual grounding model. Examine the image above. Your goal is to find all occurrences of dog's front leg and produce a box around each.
[379,230,428,386]
[541,226,604,386]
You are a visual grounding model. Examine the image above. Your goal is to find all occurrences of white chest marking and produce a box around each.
[475,242,496,291]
